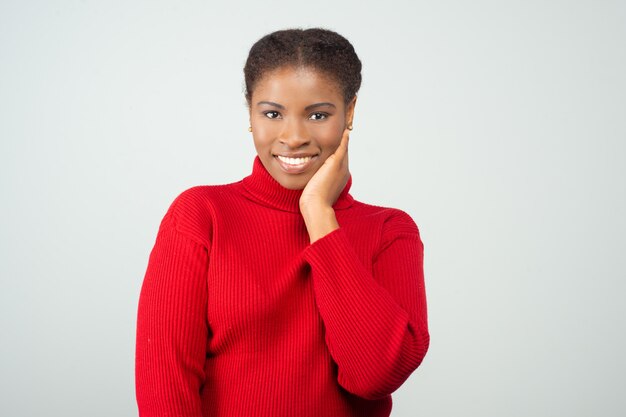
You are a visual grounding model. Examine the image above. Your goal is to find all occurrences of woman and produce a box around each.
[135,28,429,417]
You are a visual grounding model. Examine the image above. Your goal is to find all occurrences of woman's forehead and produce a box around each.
[252,66,343,105]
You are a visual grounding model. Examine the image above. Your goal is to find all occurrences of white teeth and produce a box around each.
[277,155,312,165]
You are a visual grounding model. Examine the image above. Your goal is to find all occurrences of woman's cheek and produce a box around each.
[253,123,278,144]
[313,123,343,147]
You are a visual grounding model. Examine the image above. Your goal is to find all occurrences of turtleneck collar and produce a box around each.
[239,156,354,213]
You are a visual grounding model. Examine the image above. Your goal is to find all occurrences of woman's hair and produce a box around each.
[243,28,362,106]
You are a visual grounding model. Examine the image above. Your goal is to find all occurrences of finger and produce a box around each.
[338,128,350,170]
[325,128,350,169]
[342,127,350,149]
[335,128,350,158]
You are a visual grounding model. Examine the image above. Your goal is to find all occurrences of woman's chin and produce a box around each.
[275,174,309,190]
[268,161,320,190]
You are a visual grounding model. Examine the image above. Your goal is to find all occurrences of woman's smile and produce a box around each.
[273,153,320,174]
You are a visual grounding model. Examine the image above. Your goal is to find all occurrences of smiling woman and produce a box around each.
[249,66,354,190]
[135,28,429,417]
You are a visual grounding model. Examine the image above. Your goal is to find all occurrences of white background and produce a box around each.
[1,0,625,416]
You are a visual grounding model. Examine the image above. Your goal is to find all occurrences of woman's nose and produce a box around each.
[278,119,310,148]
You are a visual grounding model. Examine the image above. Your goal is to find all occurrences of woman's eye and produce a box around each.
[309,112,328,121]
[264,111,280,119]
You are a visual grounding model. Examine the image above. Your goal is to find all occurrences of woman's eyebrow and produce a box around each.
[257,101,285,109]
[305,102,336,111]
[256,101,336,111]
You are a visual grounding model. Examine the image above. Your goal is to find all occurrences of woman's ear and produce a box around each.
[345,96,357,128]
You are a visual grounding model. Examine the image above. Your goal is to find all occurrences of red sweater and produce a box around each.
[135,156,429,417]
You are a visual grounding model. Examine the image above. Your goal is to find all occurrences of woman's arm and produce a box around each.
[302,211,429,400]
[299,129,429,399]
[135,199,210,416]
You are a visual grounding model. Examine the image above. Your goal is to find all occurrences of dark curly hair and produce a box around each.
[243,28,362,106]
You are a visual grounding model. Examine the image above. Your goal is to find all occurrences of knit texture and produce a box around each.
[135,156,429,417]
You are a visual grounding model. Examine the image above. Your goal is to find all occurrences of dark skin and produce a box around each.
[248,66,356,243]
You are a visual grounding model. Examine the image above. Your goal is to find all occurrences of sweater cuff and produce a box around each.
[302,226,407,322]
[303,227,351,267]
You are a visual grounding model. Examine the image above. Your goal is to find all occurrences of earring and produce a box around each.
[248,126,252,132]
[347,125,353,131]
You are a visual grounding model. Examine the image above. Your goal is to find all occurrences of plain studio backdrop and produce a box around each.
[1,0,625,416]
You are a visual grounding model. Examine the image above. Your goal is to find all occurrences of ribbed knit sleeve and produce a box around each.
[135,195,211,417]
[302,209,429,400]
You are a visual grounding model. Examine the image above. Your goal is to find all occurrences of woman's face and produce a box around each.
[248,66,356,190]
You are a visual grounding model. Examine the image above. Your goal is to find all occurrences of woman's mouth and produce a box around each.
[274,154,318,174]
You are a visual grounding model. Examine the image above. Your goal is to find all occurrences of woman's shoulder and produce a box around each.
[157,182,241,247]
[351,200,420,234]
[347,200,423,252]
[169,182,239,208]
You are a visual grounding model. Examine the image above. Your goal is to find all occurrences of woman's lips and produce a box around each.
[274,154,318,174]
